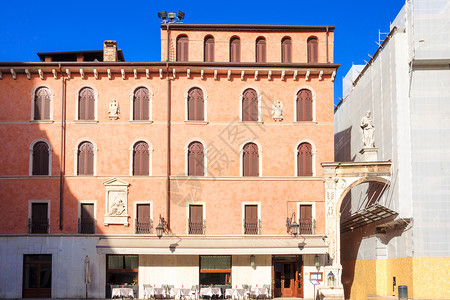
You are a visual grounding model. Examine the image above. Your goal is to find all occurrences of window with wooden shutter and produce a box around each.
[242,88,258,121]
[133,141,149,176]
[204,36,215,62]
[133,87,149,120]
[32,142,49,175]
[243,143,259,177]
[281,37,292,63]
[189,204,204,234]
[187,87,204,121]
[136,204,151,234]
[296,89,313,121]
[177,35,189,62]
[256,37,266,63]
[307,37,318,63]
[230,37,241,62]
[299,205,313,234]
[78,87,95,120]
[297,143,313,176]
[244,205,259,234]
[34,87,51,120]
[78,142,94,175]
[30,203,48,234]
[79,203,95,234]
[188,142,204,176]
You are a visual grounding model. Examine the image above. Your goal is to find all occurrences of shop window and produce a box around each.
[106,255,138,289]
[199,256,231,285]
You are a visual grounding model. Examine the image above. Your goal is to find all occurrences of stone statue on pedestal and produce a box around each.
[360,111,375,147]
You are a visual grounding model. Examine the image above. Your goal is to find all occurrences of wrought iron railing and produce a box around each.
[299,218,316,234]
[135,218,153,234]
[78,217,96,234]
[188,218,205,234]
[28,218,49,234]
[243,219,261,235]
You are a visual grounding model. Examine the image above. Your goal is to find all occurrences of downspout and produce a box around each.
[58,63,66,231]
[326,26,329,63]
[166,23,171,227]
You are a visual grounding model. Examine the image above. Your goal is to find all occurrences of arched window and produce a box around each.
[133,141,149,175]
[187,88,205,121]
[34,87,51,120]
[296,89,313,121]
[204,36,215,62]
[78,87,95,120]
[243,143,259,177]
[78,142,94,175]
[230,37,241,62]
[133,87,149,120]
[307,37,318,63]
[297,143,312,176]
[188,142,204,176]
[177,35,189,62]
[256,37,266,63]
[281,37,292,63]
[32,142,50,175]
[242,88,258,121]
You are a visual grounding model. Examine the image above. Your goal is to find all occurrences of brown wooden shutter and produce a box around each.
[79,88,95,120]
[256,38,266,63]
[33,142,49,175]
[78,142,94,175]
[281,38,292,63]
[137,204,150,222]
[188,88,204,121]
[34,87,51,120]
[133,142,149,175]
[134,87,149,120]
[81,203,94,219]
[32,203,48,220]
[307,38,318,63]
[189,205,203,221]
[177,35,189,61]
[243,143,259,176]
[245,205,258,234]
[242,89,258,121]
[188,142,204,176]
[298,143,312,176]
[299,205,312,234]
[297,89,313,121]
[230,38,241,62]
[204,36,214,62]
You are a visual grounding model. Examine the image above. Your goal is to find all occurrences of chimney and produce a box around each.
[103,40,118,62]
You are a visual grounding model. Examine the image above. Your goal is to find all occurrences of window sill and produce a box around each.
[184,120,209,125]
[29,120,54,124]
[74,120,99,124]
[294,121,317,124]
[129,120,153,124]
[238,121,264,124]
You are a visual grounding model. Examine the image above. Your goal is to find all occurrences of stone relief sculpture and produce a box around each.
[360,110,375,147]
[271,100,283,122]
[110,196,126,216]
[108,99,119,119]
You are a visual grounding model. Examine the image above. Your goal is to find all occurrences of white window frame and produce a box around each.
[239,86,262,122]
[28,200,51,233]
[29,138,52,176]
[184,138,208,176]
[129,139,153,176]
[129,84,153,121]
[240,139,263,177]
[186,202,206,235]
[184,85,208,122]
[293,86,317,122]
[293,140,317,176]
[73,138,98,176]
[30,85,54,121]
[74,85,99,121]
[241,202,261,235]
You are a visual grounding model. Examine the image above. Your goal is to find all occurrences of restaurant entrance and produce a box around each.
[273,256,303,298]
[23,254,52,298]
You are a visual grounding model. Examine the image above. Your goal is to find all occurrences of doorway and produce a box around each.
[273,256,303,298]
[23,254,52,298]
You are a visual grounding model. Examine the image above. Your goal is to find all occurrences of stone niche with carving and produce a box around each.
[104,178,129,226]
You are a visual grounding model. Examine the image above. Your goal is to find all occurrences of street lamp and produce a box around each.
[158,10,185,24]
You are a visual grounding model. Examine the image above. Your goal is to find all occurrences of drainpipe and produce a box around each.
[166,23,171,227]
[326,26,329,63]
[58,63,66,231]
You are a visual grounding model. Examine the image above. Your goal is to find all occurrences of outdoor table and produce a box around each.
[171,288,193,299]
[225,288,247,299]
[144,287,167,299]
[112,287,134,298]
[200,287,222,298]
[249,288,268,299]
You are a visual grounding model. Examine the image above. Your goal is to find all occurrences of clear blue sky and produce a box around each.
[0,0,405,105]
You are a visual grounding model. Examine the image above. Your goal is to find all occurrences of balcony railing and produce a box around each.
[243,219,261,235]
[188,218,205,234]
[28,218,49,234]
[299,218,316,234]
[135,218,153,234]
[78,217,96,234]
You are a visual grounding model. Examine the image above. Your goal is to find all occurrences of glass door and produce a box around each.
[23,255,52,298]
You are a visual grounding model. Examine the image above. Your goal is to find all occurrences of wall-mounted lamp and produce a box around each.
[314,255,320,271]
[286,212,300,236]
[327,271,335,288]
[250,255,256,269]
[156,214,170,238]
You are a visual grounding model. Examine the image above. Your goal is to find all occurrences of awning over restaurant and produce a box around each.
[96,235,328,255]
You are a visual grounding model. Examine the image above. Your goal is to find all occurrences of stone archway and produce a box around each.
[320,161,391,295]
